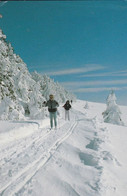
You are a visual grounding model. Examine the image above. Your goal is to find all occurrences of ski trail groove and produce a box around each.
[0,129,52,195]
[0,128,52,174]
[0,127,50,162]
[0,121,77,196]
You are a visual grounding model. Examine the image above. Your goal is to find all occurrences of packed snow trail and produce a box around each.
[1,101,127,196]
[0,110,79,196]
[23,111,103,196]
[0,108,103,196]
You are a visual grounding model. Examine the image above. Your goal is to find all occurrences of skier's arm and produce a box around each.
[55,101,59,107]
[43,101,48,107]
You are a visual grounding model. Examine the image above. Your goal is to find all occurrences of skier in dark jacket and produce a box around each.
[63,100,71,120]
[44,94,59,129]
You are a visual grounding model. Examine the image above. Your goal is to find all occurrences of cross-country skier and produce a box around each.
[43,94,59,129]
[63,100,71,121]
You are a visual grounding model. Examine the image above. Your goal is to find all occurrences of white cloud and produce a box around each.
[80,70,127,78]
[44,64,104,76]
[61,79,127,88]
[0,1,7,7]
[72,87,120,93]
[72,86,127,93]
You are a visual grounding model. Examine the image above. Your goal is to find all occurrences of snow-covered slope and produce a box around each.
[0,100,127,196]
[0,29,75,120]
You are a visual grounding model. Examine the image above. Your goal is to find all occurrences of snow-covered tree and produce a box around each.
[0,97,25,120]
[102,90,123,125]
[0,29,76,120]
[84,101,89,109]
[31,72,76,103]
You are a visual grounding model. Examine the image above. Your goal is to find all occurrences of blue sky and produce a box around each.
[0,1,127,105]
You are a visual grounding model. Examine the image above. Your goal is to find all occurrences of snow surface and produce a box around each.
[0,100,127,196]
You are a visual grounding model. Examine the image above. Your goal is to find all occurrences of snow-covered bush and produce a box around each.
[0,97,25,120]
[102,90,124,125]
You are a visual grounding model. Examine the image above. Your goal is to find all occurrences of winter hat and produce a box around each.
[49,94,54,99]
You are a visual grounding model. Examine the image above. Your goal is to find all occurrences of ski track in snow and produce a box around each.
[0,106,124,196]
[0,112,79,196]
[0,111,100,196]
